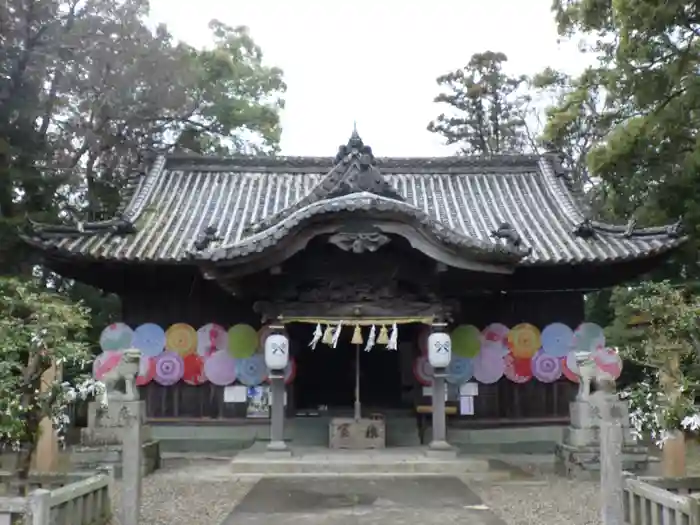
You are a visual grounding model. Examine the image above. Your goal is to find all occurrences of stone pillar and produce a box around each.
[28,488,51,525]
[267,372,289,454]
[429,369,449,450]
[595,381,624,525]
[120,401,143,525]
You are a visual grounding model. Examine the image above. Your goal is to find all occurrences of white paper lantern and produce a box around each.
[428,330,452,368]
[264,332,289,370]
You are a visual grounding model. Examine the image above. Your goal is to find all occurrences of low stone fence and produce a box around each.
[624,472,700,525]
[0,467,113,525]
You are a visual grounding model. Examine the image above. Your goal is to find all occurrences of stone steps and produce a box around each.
[230,459,496,476]
[229,446,517,479]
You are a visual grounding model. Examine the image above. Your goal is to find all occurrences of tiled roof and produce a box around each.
[24,138,685,267]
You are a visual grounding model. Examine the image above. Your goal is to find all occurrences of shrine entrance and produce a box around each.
[291,322,408,412]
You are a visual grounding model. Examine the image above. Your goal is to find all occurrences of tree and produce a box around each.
[0,0,287,274]
[607,280,700,474]
[550,0,700,279]
[534,68,614,198]
[427,51,529,155]
[176,21,286,156]
[0,1,286,363]
[0,277,104,488]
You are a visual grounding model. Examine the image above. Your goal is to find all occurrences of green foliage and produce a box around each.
[179,21,286,156]
[608,280,700,440]
[550,0,700,278]
[0,0,286,358]
[427,51,530,154]
[608,280,700,361]
[0,0,287,258]
[0,277,103,477]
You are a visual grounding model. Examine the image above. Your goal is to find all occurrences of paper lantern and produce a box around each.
[428,329,451,369]
[264,328,289,371]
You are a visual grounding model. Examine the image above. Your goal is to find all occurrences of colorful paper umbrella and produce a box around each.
[154,351,184,386]
[236,354,267,386]
[228,324,258,358]
[196,323,228,357]
[504,353,532,383]
[507,323,541,359]
[451,325,482,358]
[593,347,623,379]
[531,350,563,383]
[473,351,505,384]
[135,356,156,386]
[540,323,573,358]
[562,352,580,383]
[203,350,237,386]
[93,351,122,380]
[572,322,605,353]
[165,323,197,356]
[181,354,207,385]
[413,356,433,386]
[446,357,474,385]
[480,323,510,356]
[132,323,166,358]
[99,323,133,352]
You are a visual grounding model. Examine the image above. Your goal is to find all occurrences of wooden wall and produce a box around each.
[453,290,581,422]
[121,271,582,425]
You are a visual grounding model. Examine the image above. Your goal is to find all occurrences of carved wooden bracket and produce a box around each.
[328,231,391,253]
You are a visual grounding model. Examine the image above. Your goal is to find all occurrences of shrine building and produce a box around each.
[23,131,684,450]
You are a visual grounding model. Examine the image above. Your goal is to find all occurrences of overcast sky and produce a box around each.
[148,0,590,157]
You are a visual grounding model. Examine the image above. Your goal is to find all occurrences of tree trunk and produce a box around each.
[662,430,686,477]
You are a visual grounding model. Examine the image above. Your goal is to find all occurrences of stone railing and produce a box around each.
[0,467,113,525]
[624,473,700,525]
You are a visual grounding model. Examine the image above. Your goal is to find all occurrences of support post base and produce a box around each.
[426,441,457,459]
[266,441,292,457]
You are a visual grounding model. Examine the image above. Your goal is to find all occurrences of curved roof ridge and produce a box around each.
[537,155,683,240]
[164,153,543,170]
[200,190,527,263]
[23,155,167,239]
[243,133,406,236]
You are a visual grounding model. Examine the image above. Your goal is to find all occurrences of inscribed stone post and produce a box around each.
[594,379,624,525]
[120,401,143,525]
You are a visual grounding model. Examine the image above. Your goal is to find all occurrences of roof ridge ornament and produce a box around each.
[326,130,403,200]
[666,217,683,238]
[491,222,532,256]
[334,129,375,168]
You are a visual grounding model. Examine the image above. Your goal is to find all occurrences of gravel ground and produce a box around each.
[472,476,601,525]
[470,457,602,525]
[110,458,259,525]
[108,455,603,525]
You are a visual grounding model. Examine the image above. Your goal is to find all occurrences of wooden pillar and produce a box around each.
[35,361,60,472]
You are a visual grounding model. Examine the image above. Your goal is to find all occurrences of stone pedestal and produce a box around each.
[329,418,386,449]
[81,400,152,446]
[555,399,649,480]
[72,400,160,478]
